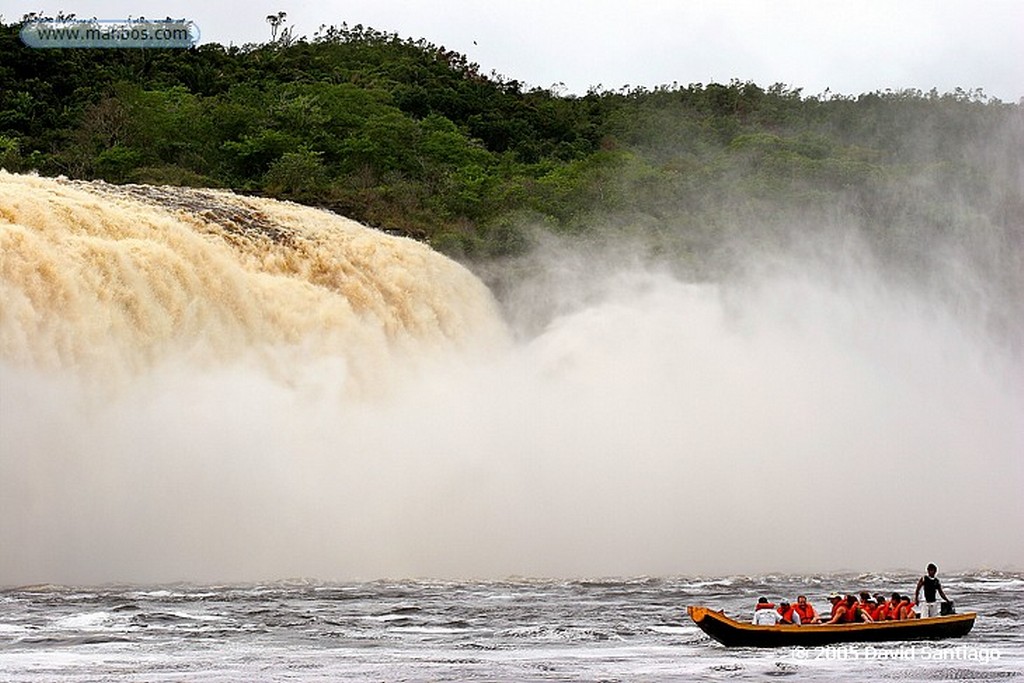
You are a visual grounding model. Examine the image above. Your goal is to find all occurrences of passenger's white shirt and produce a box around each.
[753,607,782,625]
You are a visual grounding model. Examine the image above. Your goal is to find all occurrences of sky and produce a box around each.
[4,0,1023,101]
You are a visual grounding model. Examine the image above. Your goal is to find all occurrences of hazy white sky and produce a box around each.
[4,0,1023,101]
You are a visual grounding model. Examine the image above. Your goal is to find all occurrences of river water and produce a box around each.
[1,571,1020,681]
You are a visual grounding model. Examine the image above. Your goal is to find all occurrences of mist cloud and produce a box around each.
[3,234,1020,585]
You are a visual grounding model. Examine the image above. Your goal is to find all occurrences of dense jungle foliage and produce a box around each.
[1,15,1021,282]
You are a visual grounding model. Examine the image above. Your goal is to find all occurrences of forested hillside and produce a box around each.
[1,15,1021,285]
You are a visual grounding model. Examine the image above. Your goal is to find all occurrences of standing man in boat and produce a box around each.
[915,563,951,618]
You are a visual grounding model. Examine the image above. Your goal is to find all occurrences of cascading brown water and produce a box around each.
[0,171,508,392]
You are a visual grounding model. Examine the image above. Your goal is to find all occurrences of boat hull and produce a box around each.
[688,606,976,648]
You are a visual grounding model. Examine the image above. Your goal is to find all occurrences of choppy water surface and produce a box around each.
[1,572,1020,681]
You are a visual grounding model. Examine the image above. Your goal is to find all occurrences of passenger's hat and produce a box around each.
[827,592,842,600]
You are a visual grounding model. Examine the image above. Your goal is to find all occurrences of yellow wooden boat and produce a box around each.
[688,606,976,648]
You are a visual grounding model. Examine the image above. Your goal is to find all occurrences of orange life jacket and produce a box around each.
[793,603,816,623]
[777,605,798,623]
[842,600,860,623]
[872,602,889,621]
[755,602,776,611]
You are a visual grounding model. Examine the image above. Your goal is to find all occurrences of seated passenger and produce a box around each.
[777,600,802,625]
[871,593,890,621]
[793,595,820,624]
[887,592,903,620]
[821,593,848,624]
[902,597,919,620]
[858,591,875,615]
[891,593,916,621]
[843,594,874,623]
[753,597,783,625]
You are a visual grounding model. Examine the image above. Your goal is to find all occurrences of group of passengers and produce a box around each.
[753,592,919,626]
[751,563,952,626]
